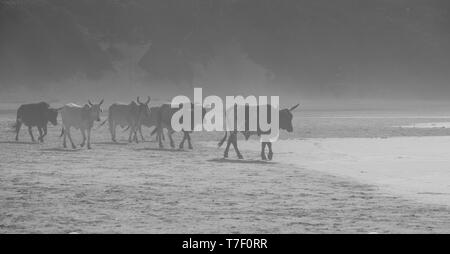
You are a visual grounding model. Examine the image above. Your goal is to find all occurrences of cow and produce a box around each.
[60,99,104,149]
[13,102,60,143]
[152,103,207,149]
[107,96,150,143]
[131,105,162,142]
[120,105,164,142]
[218,104,299,160]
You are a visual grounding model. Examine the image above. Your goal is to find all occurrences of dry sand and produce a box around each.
[1,112,450,233]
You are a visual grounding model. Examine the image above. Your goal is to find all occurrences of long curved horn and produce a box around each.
[88,100,93,106]
[145,96,151,105]
[289,104,300,112]
[99,99,104,106]
[137,96,141,104]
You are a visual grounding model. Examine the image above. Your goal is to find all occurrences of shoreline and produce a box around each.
[204,136,450,207]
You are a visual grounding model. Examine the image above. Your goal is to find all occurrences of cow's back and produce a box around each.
[158,104,201,131]
[17,102,49,126]
[224,104,274,135]
[61,103,85,129]
[141,106,159,127]
[159,104,178,126]
[109,103,137,127]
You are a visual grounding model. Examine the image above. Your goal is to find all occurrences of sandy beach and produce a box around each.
[2,0,450,237]
[1,111,450,233]
[217,137,450,206]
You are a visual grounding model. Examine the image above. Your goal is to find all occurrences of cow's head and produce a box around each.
[88,99,104,122]
[279,104,299,133]
[136,96,151,121]
[45,107,59,126]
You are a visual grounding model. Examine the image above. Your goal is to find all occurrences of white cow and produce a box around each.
[60,100,104,149]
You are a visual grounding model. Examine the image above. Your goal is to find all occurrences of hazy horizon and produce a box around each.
[1,0,449,109]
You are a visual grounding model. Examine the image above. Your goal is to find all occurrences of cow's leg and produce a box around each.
[151,127,157,142]
[138,126,145,141]
[109,120,116,142]
[80,129,86,147]
[128,125,139,143]
[224,132,232,158]
[87,128,92,149]
[37,127,44,142]
[231,133,243,159]
[129,124,138,143]
[154,128,159,143]
[157,126,164,149]
[261,142,267,160]
[267,142,273,160]
[133,129,138,143]
[128,126,133,143]
[63,126,67,148]
[133,127,139,143]
[187,132,193,149]
[155,128,166,143]
[132,130,137,143]
[15,121,22,141]
[66,127,76,149]
[168,129,175,148]
[179,131,186,149]
[41,125,48,142]
[28,126,35,142]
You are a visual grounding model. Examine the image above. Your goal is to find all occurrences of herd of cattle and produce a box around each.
[12,98,298,160]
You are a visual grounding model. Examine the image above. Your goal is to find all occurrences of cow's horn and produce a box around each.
[88,100,93,106]
[289,104,300,112]
[99,99,104,106]
[137,96,141,104]
[145,96,151,104]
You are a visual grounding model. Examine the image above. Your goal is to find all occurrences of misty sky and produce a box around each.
[1,0,450,106]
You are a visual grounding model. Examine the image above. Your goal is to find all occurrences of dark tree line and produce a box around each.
[1,0,449,95]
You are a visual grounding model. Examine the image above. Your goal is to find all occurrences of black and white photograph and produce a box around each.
[1,0,450,237]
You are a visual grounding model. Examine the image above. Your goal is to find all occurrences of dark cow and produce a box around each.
[152,103,207,149]
[132,105,162,141]
[13,102,59,142]
[218,104,299,160]
[107,96,151,143]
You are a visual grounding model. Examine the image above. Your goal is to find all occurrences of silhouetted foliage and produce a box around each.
[1,0,449,93]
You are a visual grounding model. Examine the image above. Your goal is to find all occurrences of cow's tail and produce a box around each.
[122,126,130,132]
[60,127,64,137]
[10,114,22,132]
[10,122,18,132]
[11,119,19,130]
[218,131,228,148]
